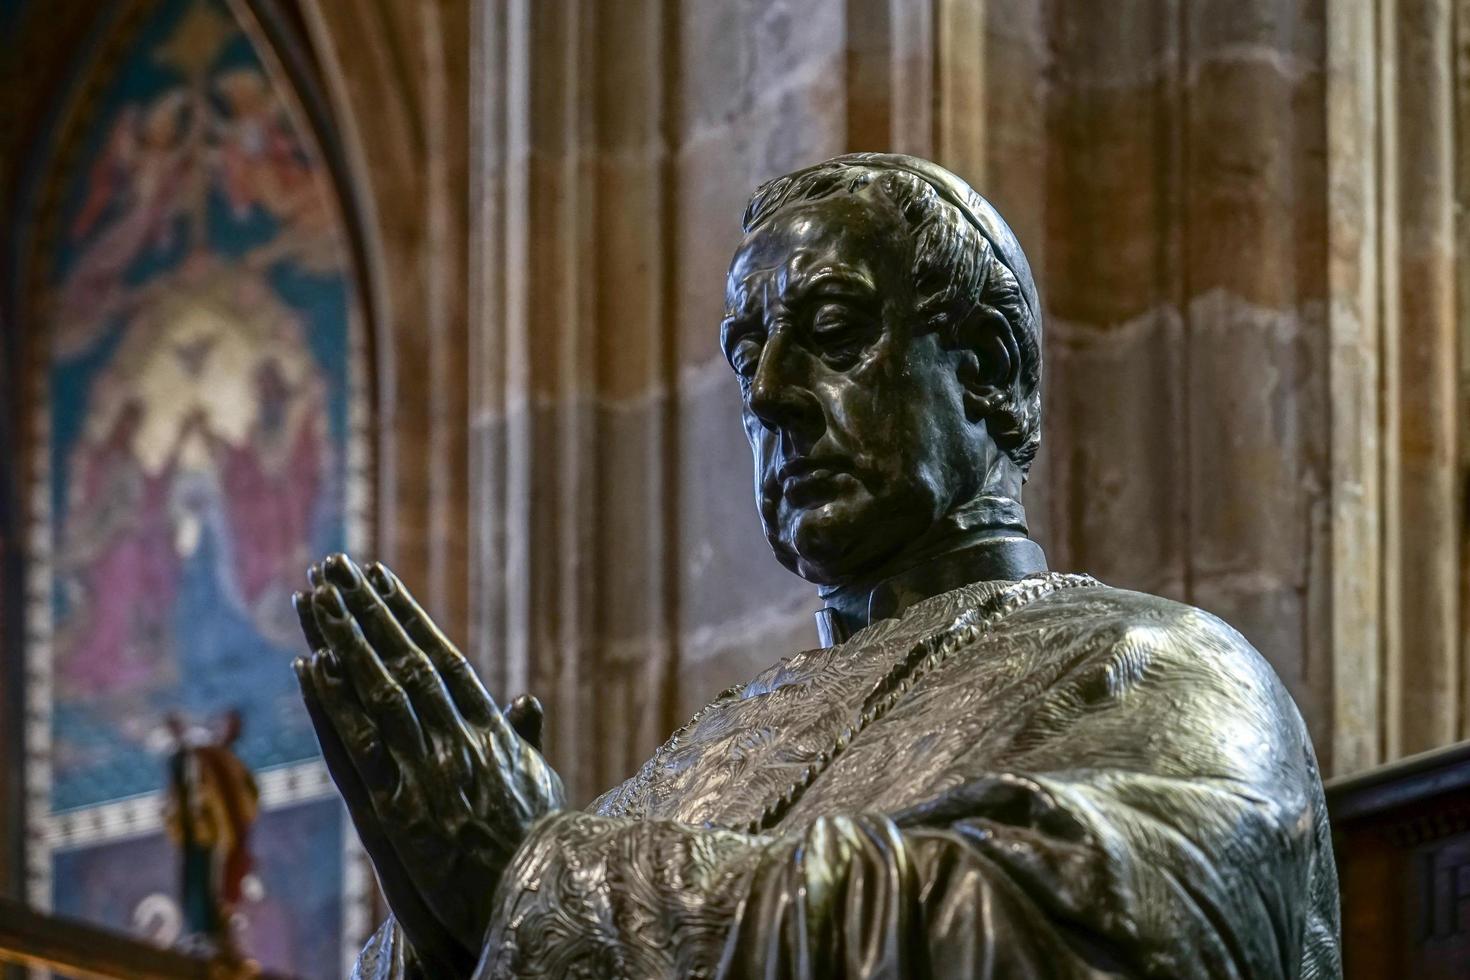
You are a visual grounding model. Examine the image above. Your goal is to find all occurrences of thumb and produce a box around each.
[504,694,545,753]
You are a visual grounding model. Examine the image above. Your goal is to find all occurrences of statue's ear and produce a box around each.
[951,305,1019,422]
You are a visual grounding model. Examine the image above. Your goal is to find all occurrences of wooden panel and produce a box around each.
[0,898,216,980]
[1330,742,1470,977]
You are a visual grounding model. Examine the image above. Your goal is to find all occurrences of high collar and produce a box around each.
[813,495,1048,646]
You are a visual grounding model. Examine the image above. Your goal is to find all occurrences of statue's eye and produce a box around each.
[728,335,763,379]
[811,304,872,359]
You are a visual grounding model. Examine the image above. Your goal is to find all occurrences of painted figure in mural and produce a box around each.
[57,89,195,347]
[56,395,195,698]
[214,67,328,234]
[48,9,344,781]
[196,356,326,645]
[294,155,1341,978]
[163,708,259,956]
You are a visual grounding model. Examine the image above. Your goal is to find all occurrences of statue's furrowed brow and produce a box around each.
[723,282,765,326]
[783,268,879,306]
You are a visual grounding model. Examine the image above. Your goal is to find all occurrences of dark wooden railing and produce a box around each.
[1328,740,1470,980]
[0,898,294,979]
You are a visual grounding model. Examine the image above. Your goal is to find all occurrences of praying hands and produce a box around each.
[291,553,563,975]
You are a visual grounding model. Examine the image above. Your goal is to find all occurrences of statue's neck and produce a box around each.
[814,493,1047,646]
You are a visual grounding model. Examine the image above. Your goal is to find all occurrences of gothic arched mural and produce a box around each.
[14,0,372,974]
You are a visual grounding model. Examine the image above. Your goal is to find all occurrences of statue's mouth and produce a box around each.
[774,457,852,506]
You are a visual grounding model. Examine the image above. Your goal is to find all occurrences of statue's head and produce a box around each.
[723,153,1042,587]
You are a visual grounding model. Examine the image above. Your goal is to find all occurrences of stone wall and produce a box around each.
[1025,0,1335,756]
[297,0,1470,801]
[465,0,943,801]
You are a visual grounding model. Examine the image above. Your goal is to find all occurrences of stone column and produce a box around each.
[1177,1,1332,761]
[1378,0,1460,759]
[469,0,974,801]
[1324,0,1383,773]
[939,0,1338,764]
[301,0,473,645]
[951,0,1470,774]
[1320,0,1465,768]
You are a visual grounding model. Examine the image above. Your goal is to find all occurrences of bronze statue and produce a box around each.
[292,154,1341,978]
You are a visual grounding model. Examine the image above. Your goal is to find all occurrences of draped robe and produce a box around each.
[355,572,1341,979]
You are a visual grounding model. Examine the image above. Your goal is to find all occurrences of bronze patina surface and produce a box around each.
[293,154,1341,979]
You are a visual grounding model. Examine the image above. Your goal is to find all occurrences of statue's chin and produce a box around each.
[775,498,884,585]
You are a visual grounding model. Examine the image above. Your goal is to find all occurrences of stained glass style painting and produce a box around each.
[19,0,372,973]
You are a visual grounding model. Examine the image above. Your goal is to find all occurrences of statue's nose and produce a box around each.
[747,333,819,435]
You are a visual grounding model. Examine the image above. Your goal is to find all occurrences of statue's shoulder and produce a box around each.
[1018,578,1294,717]
[1006,579,1322,788]
[1024,578,1259,659]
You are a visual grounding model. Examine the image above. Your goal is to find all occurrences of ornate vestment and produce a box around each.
[357,573,1341,979]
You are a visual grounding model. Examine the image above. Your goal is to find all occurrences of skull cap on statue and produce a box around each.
[741,152,1041,325]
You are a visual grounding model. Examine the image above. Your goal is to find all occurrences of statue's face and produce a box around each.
[723,191,985,585]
